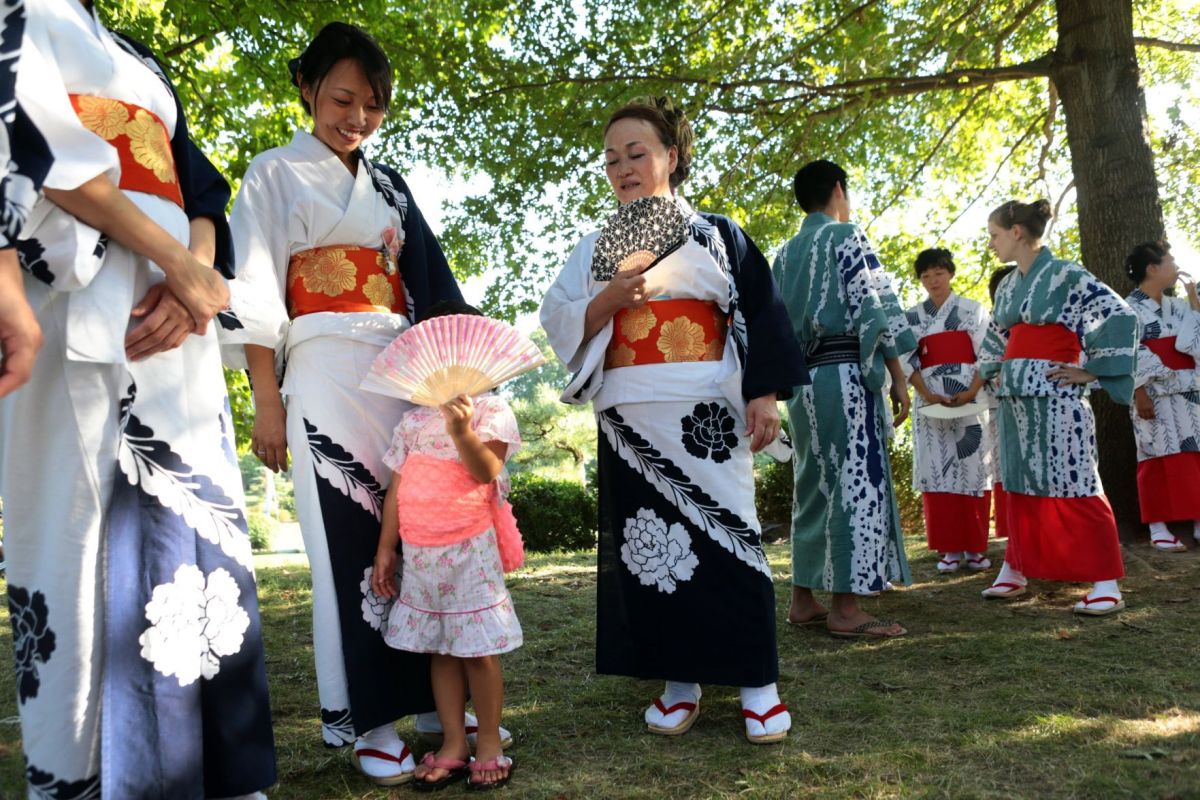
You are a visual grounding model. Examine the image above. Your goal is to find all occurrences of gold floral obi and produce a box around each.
[606,299,728,369]
[286,245,406,319]
[69,94,183,209]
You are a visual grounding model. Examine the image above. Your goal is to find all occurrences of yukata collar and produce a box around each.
[801,211,837,230]
[290,129,365,166]
[673,193,698,220]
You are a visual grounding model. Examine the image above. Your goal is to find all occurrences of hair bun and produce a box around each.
[1028,199,1052,223]
[287,55,303,88]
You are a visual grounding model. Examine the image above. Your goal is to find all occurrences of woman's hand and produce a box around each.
[602,270,650,310]
[371,546,398,600]
[745,393,781,452]
[125,283,193,361]
[162,252,229,336]
[440,393,475,438]
[921,389,953,406]
[1134,386,1156,420]
[251,395,289,473]
[890,380,911,427]
[0,251,43,398]
[1046,363,1095,386]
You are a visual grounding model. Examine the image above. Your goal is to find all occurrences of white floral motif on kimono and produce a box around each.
[620,508,700,593]
[138,564,250,687]
[359,565,399,631]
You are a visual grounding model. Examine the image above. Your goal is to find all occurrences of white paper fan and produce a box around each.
[918,401,987,419]
[591,195,689,281]
[362,314,546,406]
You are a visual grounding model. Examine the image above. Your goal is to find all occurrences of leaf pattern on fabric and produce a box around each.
[216,310,245,331]
[304,418,385,520]
[321,707,355,748]
[8,585,56,704]
[362,156,409,226]
[26,764,101,800]
[15,237,54,286]
[116,386,254,571]
[680,401,739,463]
[599,408,768,576]
[686,210,748,366]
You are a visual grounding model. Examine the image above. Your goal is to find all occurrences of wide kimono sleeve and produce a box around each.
[1074,269,1137,404]
[220,158,292,367]
[857,228,918,357]
[710,214,807,399]
[539,233,607,404]
[382,166,463,321]
[834,225,903,391]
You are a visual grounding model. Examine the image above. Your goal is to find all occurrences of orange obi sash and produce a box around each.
[286,245,406,319]
[918,330,976,368]
[69,94,183,209]
[396,453,524,572]
[1003,323,1082,364]
[606,299,728,369]
[1143,336,1196,370]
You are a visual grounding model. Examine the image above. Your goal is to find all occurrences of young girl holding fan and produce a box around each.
[372,303,524,791]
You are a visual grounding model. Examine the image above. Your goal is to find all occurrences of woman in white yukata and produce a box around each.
[218,22,489,787]
[2,0,276,797]
[541,96,808,744]
[904,248,995,573]
[1123,241,1200,551]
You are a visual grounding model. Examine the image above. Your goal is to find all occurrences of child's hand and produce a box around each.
[440,393,474,437]
[372,547,399,600]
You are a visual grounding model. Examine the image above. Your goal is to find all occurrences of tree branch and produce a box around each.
[1133,36,1200,54]
[162,31,217,59]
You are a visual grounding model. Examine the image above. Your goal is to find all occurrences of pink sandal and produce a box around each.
[412,752,468,792]
[467,755,514,791]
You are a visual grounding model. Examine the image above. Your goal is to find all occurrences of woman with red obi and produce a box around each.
[1124,241,1200,551]
[977,199,1137,615]
[219,22,478,786]
[903,248,996,574]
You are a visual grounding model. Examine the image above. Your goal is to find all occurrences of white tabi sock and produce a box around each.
[354,723,413,778]
[1088,579,1121,600]
[645,681,700,728]
[992,561,1026,588]
[740,683,791,738]
[1149,521,1170,538]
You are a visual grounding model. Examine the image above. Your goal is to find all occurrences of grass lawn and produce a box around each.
[3,537,1199,798]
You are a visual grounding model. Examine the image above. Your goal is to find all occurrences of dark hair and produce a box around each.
[988,265,1016,302]
[914,248,955,277]
[792,160,849,213]
[1125,240,1171,283]
[422,300,483,320]
[988,199,1052,239]
[289,22,392,115]
[605,96,694,189]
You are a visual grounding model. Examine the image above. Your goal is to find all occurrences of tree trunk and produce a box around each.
[1052,0,1164,538]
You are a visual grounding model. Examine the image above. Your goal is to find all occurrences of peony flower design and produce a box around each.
[681,401,739,463]
[295,247,357,297]
[362,273,396,310]
[619,508,699,594]
[7,585,57,704]
[657,316,706,362]
[360,565,399,631]
[606,342,637,369]
[75,95,130,140]
[620,304,657,342]
[138,564,250,687]
[125,109,176,183]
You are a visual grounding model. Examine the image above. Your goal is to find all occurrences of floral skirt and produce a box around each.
[384,528,522,658]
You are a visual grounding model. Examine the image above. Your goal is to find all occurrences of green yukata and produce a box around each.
[773,213,917,594]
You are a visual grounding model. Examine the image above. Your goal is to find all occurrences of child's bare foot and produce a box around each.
[467,750,513,790]
[413,746,470,790]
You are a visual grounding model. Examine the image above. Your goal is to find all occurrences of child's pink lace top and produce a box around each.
[383,396,524,570]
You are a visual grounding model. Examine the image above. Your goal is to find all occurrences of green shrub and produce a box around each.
[246,513,277,552]
[755,456,794,527]
[888,427,924,537]
[508,473,597,553]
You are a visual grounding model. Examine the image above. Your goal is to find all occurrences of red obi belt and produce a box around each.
[286,245,406,319]
[1143,336,1195,370]
[918,330,976,369]
[70,94,184,209]
[1003,323,1082,363]
[606,299,728,369]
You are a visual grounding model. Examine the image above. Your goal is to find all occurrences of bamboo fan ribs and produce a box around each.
[363,314,545,406]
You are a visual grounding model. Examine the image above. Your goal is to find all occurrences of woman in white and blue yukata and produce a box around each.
[541,96,808,744]
[2,0,276,796]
